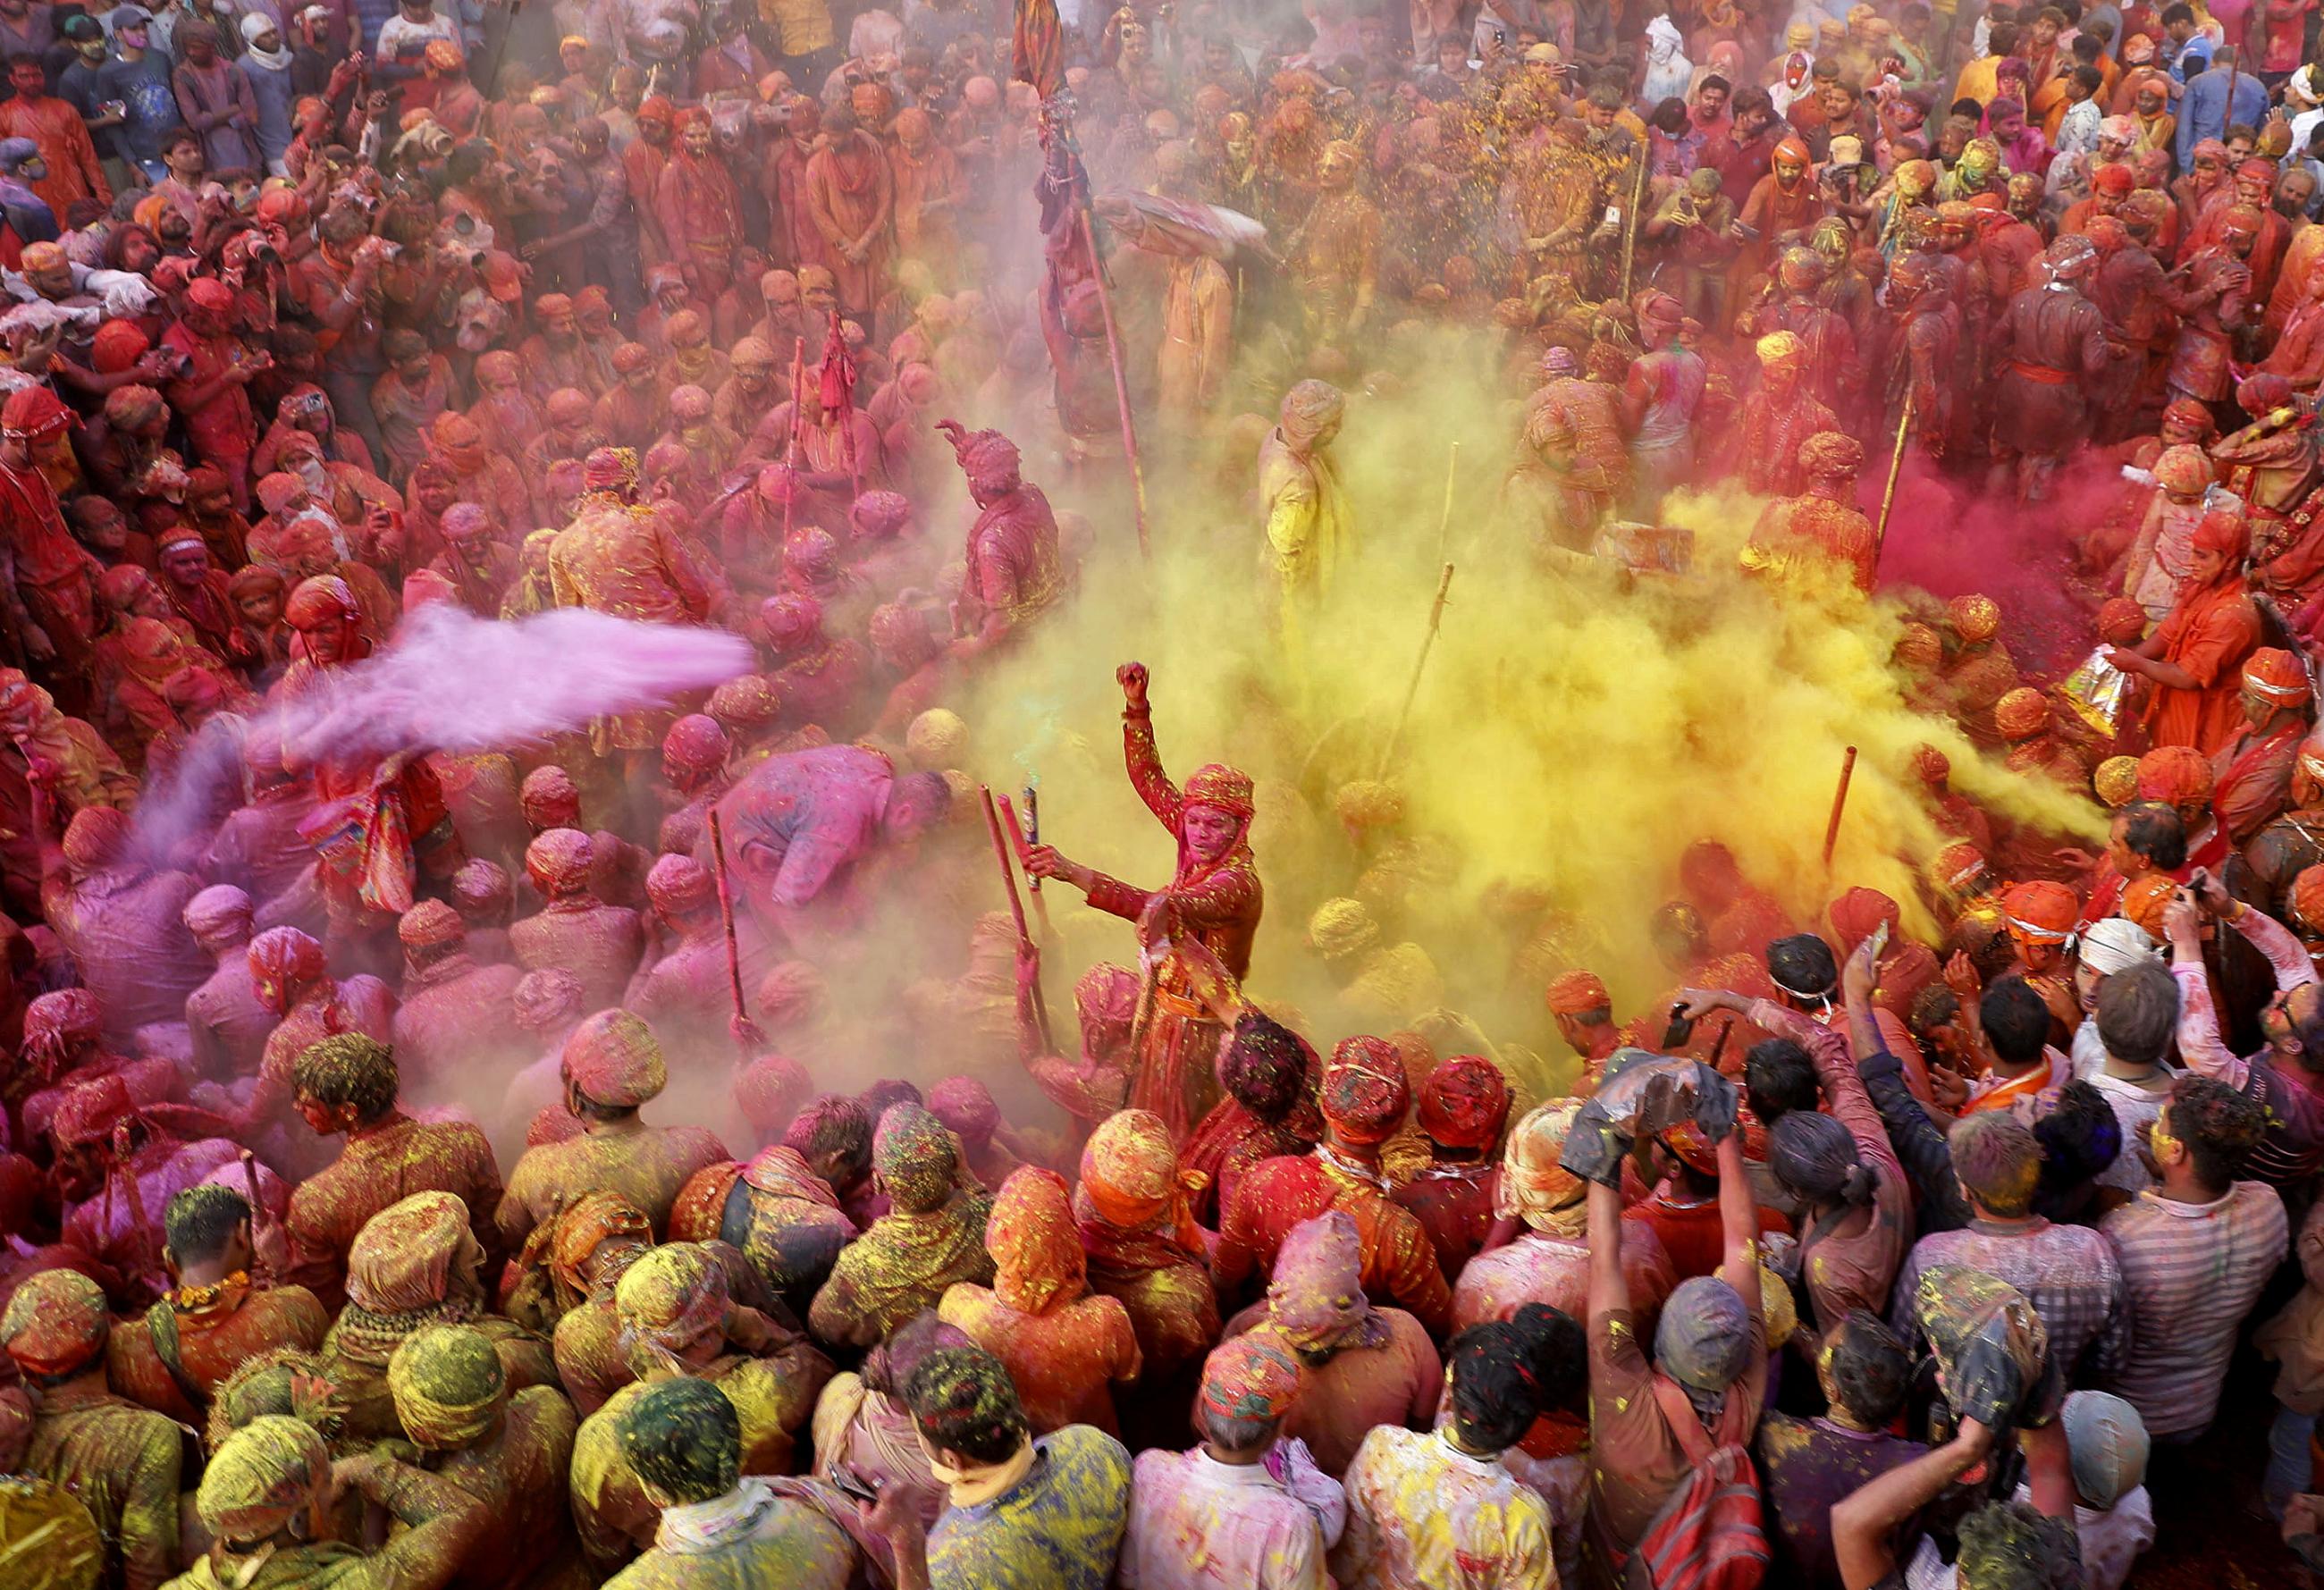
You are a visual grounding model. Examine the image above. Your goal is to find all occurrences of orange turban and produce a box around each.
[2244,647,2310,705]
[2000,880,2079,945]
[1545,968,1611,1015]
[2135,745,2213,809]
[2294,865,2324,932]
[1949,593,2000,643]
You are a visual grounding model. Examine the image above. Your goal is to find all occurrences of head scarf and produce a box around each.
[1544,968,1611,1014]
[1498,1101,1585,1233]
[342,1191,483,1362]
[863,1312,975,1397]
[2000,879,2079,945]
[1308,896,1380,960]
[1199,1334,1301,1428]
[740,1145,841,1207]
[1266,1209,1391,1352]
[1654,1274,1754,1392]
[1320,1036,1410,1145]
[1078,1108,1184,1231]
[985,1166,1085,1314]
[874,1102,960,1215]
[1276,379,1344,449]
[62,805,131,872]
[2135,745,2212,808]
[616,1243,730,1367]
[387,1323,507,1449]
[2244,647,2310,704]
[561,1011,668,1107]
[2062,1391,2149,1508]
[198,1417,331,1545]
[0,1267,108,1375]
[1418,1055,1511,1149]
[2193,509,2250,563]
[50,1074,137,1149]
[2079,916,2160,976]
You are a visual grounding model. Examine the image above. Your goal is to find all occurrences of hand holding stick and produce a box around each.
[997,793,1053,938]
[981,786,1056,1053]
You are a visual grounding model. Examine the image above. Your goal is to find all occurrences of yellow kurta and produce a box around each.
[1257,430,1351,655]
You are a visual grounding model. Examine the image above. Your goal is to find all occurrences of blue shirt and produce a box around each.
[2177,61,2269,168]
[93,49,179,165]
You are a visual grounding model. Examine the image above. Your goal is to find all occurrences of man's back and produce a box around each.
[926,1424,1133,1590]
[2101,1182,2288,1436]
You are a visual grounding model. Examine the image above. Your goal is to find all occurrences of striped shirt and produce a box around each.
[2100,1183,2288,1437]
[1890,1218,2131,1387]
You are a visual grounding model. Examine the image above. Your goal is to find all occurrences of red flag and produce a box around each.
[1013,0,1063,100]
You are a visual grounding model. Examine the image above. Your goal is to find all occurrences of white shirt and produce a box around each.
[1119,1448,1333,1590]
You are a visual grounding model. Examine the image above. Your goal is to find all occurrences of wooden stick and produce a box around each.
[706,809,751,1056]
[1822,745,1859,870]
[980,786,1056,1053]
[1872,391,1914,578]
[783,335,804,542]
[1078,206,1152,564]
[1433,441,1461,562]
[1377,563,1456,779]
[1620,143,1650,301]
[997,792,1053,939]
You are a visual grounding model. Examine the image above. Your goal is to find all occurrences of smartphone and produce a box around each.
[1660,1000,1697,1051]
[827,1465,880,1504]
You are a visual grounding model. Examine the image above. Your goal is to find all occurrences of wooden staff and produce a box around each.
[980,786,1055,1052]
[782,335,804,541]
[1433,442,1461,562]
[1822,745,1859,870]
[1872,391,1914,577]
[997,792,1052,938]
[706,809,751,1056]
[1078,207,1152,564]
[1619,142,1650,301]
[1377,563,1456,779]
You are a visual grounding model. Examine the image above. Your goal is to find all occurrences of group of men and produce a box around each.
[17,0,2324,1586]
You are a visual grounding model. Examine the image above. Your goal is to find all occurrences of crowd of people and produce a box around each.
[19,0,2324,1583]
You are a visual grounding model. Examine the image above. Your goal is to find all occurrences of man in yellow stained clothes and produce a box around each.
[1258,379,1352,663]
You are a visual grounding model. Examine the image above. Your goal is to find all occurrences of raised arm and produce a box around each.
[1832,1421,1996,1590]
[2166,888,2252,1086]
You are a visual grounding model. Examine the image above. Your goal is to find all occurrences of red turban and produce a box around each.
[2000,879,2079,944]
[0,1269,108,1376]
[248,925,326,987]
[1320,1036,1410,1145]
[1183,763,1255,821]
[92,319,151,374]
[49,1073,135,1149]
[398,899,464,949]
[1544,968,1611,1014]
[645,854,713,916]
[525,829,593,896]
[1417,1055,1511,1149]
[1,385,73,441]
[1912,744,1950,785]
[1827,888,1900,955]
[1078,1108,1183,1229]
[2092,163,2135,195]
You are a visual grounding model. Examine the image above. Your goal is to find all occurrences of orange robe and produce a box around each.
[2146,576,2262,754]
